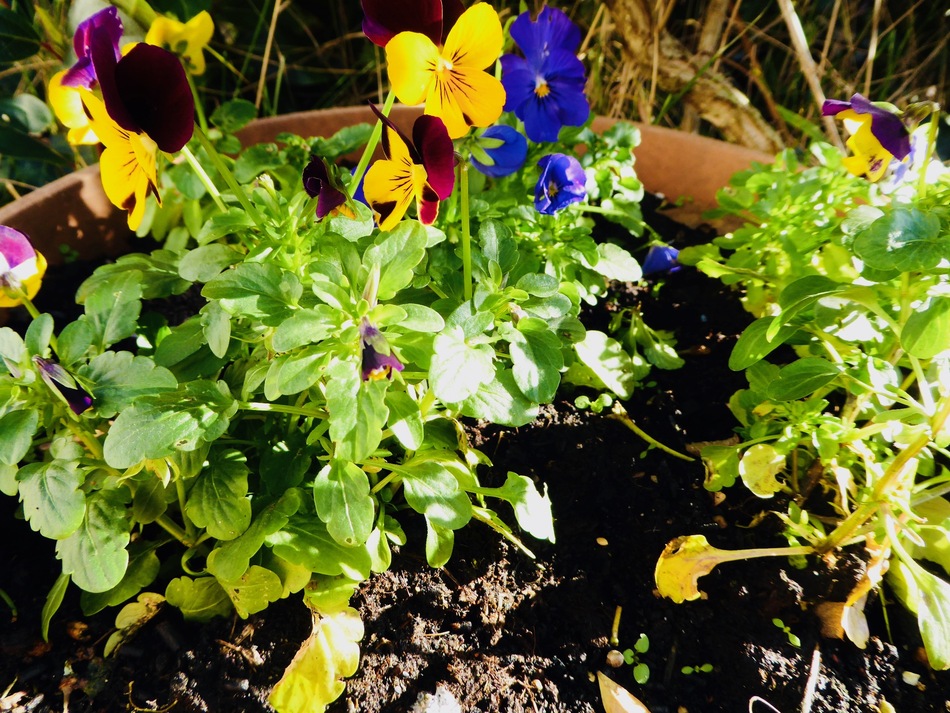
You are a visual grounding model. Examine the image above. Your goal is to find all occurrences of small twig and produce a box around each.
[863,0,884,97]
[800,645,821,713]
[255,0,285,111]
[608,402,694,462]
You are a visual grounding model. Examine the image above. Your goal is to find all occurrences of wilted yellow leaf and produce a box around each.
[654,535,716,603]
[738,443,785,498]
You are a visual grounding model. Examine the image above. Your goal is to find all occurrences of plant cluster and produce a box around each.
[655,92,950,671]
[0,1,682,709]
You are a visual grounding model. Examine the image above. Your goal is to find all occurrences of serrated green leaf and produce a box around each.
[210,99,257,133]
[81,549,161,615]
[592,242,642,281]
[202,262,301,323]
[363,221,427,300]
[276,346,330,395]
[313,461,374,547]
[271,307,339,352]
[206,489,303,582]
[178,243,242,282]
[384,390,424,451]
[165,576,233,621]
[460,368,540,426]
[25,313,53,356]
[17,460,85,539]
[57,320,95,366]
[509,321,563,403]
[853,208,946,272]
[80,352,177,418]
[431,327,495,403]
[471,472,555,542]
[269,607,363,713]
[572,330,638,399]
[0,409,38,465]
[56,490,130,593]
[81,271,143,349]
[234,143,284,183]
[186,449,252,541]
[103,380,237,469]
[219,565,284,618]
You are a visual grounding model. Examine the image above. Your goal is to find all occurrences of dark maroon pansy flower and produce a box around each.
[360,318,404,381]
[33,357,93,415]
[303,156,350,219]
[360,0,463,47]
[62,6,123,88]
[93,41,195,153]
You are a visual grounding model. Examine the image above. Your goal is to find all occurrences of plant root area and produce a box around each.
[3,204,950,712]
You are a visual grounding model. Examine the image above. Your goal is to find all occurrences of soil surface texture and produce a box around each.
[2,197,949,712]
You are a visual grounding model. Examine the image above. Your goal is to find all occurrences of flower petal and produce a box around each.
[426,65,505,139]
[510,6,581,66]
[471,125,528,178]
[0,226,46,307]
[114,43,195,152]
[361,0,446,47]
[521,94,563,143]
[62,6,123,88]
[386,32,440,106]
[48,71,99,145]
[500,55,536,112]
[364,160,418,231]
[146,11,215,75]
[413,115,455,198]
[303,156,349,219]
[442,2,503,71]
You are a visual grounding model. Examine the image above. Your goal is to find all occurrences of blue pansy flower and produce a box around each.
[470,125,528,178]
[641,244,680,276]
[501,7,590,143]
[535,153,586,215]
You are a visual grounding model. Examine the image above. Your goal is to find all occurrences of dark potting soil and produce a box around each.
[2,196,949,712]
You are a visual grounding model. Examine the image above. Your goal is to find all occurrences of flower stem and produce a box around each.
[107,0,158,27]
[186,71,209,135]
[607,402,694,461]
[350,88,396,194]
[460,160,473,301]
[180,144,226,212]
[917,103,940,198]
[241,401,327,419]
[6,288,59,355]
[192,125,265,229]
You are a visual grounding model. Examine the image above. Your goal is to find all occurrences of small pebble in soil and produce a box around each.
[410,685,462,713]
[596,537,609,546]
[606,649,625,668]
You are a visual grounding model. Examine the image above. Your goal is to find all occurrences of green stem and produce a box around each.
[180,145,226,212]
[186,71,209,135]
[175,477,198,543]
[6,287,59,355]
[818,394,950,553]
[607,402,694,462]
[192,125,265,229]
[241,401,327,419]
[460,160,473,301]
[155,514,192,546]
[916,104,941,198]
[0,587,17,619]
[350,88,396,194]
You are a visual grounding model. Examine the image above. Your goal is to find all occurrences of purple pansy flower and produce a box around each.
[0,225,46,308]
[470,125,528,178]
[641,244,680,276]
[822,93,911,181]
[360,318,404,381]
[535,153,586,215]
[61,6,123,88]
[361,0,463,48]
[33,357,94,415]
[501,7,590,143]
[303,156,351,219]
[822,94,911,160]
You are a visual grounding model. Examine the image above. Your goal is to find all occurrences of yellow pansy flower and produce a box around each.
[80,90,160,231]
[839,112,895,182]
[48,70,99,145]
[385,2,505,139]
[145,11,214,75]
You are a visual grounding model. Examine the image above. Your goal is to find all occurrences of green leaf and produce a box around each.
[766,358,840,401]
[178,244,242,282]
[431,327,495,403]
[326,360,388,463]
[57,320,95,366]
[424,520,455,568]
[737,444,785,498]
[313,461,374,547]
[267,513,373,581]
[202,262,301,323]
[508,320,563,403]
[201,301,231,358]
[219,565,283,618]
[206,489,303,582]
[393,304,444,333]
[700,444,740,491]
[41,573,71,643]
[479,220,519,274]
[0,7,41,62]
[311,122,374,159]
[17,461,85,539]
[853,208,947,272]
[56,490,130,593]
[153,317,205,367]
[0,409,38,465]
[400,460,472,530]
[901,298,950,359]
[103,380,238,469]
[276,346,330,395]
[515,273,560,297]
[572,330,638,399]
[271,306,339,351]
[81,549,161,615]
[25,312,53,356]
[80,272,143,349]
[729,318,798,371]
[186,449,252,541]
[197,208,256,245]
[210,99,257,133]
[384,390,424,451]
[473,472,555,543]
[363,221,428,300]
[167,162,207,200]
[769,275,845,340]
[0,124,68,164]
[910,564,950,670]
[165,576,233,621]
[592,243,642,282]
[80,352,178,418]
[234,143,284,183]
[268,606,363,713]
[460,368,540,427]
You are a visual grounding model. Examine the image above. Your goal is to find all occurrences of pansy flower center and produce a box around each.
[436,56,454,73]
[534,76,551,98]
